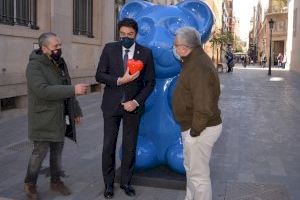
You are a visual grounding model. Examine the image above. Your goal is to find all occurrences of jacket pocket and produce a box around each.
[32,101,58,112]
[32,105,51,113]
[31,106,59,133]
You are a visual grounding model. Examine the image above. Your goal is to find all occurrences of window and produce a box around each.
[73,0,94,38]
[0,0,14,25]
[0,0,38,29]
[16,0,38,28]
[1,97,17,111]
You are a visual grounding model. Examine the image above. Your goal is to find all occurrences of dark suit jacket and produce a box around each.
[95,42,155,115]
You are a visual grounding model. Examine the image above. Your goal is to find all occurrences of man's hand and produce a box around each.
[118,68,140,85]
[75,84,88,95]
[121,100,138,112]
[74,117,81,125]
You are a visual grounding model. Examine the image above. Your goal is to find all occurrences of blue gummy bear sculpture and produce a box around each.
[119,0,214,174]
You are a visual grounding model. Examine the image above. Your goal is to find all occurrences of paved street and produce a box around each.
[1,64,300,200]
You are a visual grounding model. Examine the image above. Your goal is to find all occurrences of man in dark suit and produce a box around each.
[95,18,155,199]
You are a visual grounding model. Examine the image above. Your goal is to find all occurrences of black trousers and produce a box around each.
[102,110,140,186]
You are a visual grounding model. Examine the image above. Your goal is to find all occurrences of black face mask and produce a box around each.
[50,48,62,62]
[120,37,135,49]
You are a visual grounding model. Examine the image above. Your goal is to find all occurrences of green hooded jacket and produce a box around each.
[26,49,82,142]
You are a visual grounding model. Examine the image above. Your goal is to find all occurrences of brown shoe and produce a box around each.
[24,182,38,200]
[50,180,71,196]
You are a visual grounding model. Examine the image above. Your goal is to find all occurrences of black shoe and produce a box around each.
[104,184,114,199]
[120,184,136,197]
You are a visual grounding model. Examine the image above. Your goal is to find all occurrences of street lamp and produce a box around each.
[268,18,274,76]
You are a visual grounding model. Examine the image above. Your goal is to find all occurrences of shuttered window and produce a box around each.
[0,0,38,29]
[73,0,94,38]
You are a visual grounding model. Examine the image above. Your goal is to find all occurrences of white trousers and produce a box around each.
[181,124,222,200]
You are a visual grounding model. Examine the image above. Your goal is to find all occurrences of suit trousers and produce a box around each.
[181,124,222,200]
[102,110,140,186]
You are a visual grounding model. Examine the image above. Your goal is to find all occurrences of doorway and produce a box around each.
[273,41,285,66]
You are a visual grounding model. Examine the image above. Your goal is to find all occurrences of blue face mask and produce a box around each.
[173,46,181,61]
[120,37,135,49]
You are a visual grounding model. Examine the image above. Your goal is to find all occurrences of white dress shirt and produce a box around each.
[118,43,139,107]
[122,43,135,59]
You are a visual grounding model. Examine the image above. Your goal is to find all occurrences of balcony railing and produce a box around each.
[266,6,288,15]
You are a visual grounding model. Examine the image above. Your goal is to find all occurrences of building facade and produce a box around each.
[265,13,288,66]
[0,0,116,115]
[254,2,263,63]
[287,0,300,72]
[203,0,223,64]
[248,8,256,62]
[250,0,287,66]
[221,0,235,56]
[265,0,288,67]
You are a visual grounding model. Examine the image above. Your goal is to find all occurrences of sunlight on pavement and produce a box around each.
[235,65,288,71]
[269,77,284,82]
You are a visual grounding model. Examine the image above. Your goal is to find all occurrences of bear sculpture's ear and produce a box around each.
[119,0,153,20]
[176,0,215,43]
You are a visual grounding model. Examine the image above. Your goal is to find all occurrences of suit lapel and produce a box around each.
[133,43,142,60]
[116,43,124,73]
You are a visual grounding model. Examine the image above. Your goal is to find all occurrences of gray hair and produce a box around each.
[175,27,201,48]
[38,32,57,48]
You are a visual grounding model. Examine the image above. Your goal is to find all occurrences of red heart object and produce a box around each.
[127,59,144,75]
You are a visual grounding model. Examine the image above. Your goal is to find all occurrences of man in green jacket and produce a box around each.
[172,27,222,200]
[24,32,88,199]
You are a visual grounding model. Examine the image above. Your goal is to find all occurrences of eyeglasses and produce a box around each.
[174,44,191,48]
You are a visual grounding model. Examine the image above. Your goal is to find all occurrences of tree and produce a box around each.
[210,29,234,64]
[234,36,247,53]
